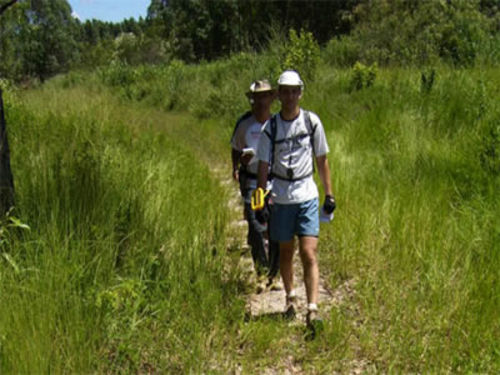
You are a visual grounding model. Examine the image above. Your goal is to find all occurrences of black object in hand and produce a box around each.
[323,195,336,214]
[255,207,269,224]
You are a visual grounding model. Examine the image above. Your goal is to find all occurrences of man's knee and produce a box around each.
[301,251,317,268]
[299,241,318,268]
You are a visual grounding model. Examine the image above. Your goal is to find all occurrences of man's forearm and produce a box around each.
[316,155,332,196]
[231,148,241,171]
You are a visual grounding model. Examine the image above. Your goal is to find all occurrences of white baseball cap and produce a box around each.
[277,70,303,88]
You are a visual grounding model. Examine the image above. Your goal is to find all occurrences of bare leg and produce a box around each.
[279,239,295,295]
[299,236,319,305]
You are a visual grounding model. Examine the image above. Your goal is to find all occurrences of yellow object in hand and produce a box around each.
[251,188,269,211]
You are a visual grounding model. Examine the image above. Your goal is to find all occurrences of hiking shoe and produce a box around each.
[284,294,297,320]
[255,276,267,294]
[267,278,283,291]
[306,310,324,339]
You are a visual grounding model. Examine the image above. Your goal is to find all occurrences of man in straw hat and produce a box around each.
[230,79,281,293]
[255,70,336,335]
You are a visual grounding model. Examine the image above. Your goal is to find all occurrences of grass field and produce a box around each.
[1,59,498,373]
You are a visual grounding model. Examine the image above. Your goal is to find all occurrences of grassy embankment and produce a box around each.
[1,80,242,373]
[1,53,498,373]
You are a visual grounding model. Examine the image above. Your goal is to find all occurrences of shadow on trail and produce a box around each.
[244,311,289,323]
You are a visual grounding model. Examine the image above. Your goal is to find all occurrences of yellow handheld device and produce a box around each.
[251,188,269,211]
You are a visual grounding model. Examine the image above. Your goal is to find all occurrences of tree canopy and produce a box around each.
[0,0,498,82]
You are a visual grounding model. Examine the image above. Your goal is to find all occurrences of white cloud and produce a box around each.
[71,11,81,20]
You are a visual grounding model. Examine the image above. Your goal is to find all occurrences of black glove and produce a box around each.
[323,194,336,214]
[255,206,269,224]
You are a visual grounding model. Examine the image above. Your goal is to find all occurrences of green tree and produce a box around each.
[0,0,80,81]
[350,0,495,66]
[0,0,25,79]
[146,0,360,62]
[20,0,78,80]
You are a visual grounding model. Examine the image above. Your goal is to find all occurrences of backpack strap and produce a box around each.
[304,110,316,154]
[268,111,317,182]
[261,115,279,180]
[304,110,317,174]
[270,114,278,172]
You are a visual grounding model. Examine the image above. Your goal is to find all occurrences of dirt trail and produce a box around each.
[215,168,371,374]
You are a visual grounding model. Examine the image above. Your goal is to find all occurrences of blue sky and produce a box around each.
[68,0,150,23]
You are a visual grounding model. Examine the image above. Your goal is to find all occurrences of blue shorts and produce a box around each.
[270,198,319,242]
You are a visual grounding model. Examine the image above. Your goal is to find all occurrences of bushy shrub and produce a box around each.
[323,36,361,67]
[113,33,140,65]
[78,40,115,68]
[436,1,490,66]
[0,78,14,92]
[158,59,190,110]
[99,62,138,87]
[283,29,320,81]
[350,61,378,91]
[345,0,496,66]
[191,84,243,120]
[112,33,171,66]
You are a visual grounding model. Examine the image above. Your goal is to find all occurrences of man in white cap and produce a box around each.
[230,80,280,292]
[255,70,336,333]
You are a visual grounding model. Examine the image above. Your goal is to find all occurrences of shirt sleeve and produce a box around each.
[256,120,272,163]
[310,112,329,156]
[230,122,246,151]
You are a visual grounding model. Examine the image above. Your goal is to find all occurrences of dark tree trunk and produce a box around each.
[0,0,17,17]
[0,88,15,215]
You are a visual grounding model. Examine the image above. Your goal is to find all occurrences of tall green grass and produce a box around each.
[0,84,243,373]
[307,65,499,372]
[1,55,498,373]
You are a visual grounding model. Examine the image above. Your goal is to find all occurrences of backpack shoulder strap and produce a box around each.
[270,114,278,143]
[304,110,317,155]
[304,110,317,174]
[270,114,278,170]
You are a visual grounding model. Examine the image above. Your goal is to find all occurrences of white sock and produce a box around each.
[307,303,318,312]
[287,289,297,298]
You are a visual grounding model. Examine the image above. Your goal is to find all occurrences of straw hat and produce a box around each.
[246,79,274,97]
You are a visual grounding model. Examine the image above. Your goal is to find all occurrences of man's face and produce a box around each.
[251,91,274,110]
[278,85,301,110]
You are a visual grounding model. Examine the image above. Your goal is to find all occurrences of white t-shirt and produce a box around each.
[231,113,263,174]
[231,112,271,195]
[257,109,329,204]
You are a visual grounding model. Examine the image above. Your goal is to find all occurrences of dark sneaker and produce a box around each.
[284,294,297,320]
[306,310,324,339]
